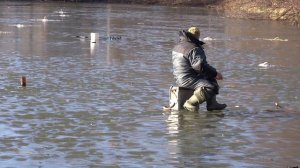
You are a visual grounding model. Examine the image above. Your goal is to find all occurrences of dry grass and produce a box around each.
[219,0,300,26]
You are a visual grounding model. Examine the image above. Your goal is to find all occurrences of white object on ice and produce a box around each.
[59,9,64,15]
[16,24,25,28]
[59,10,67,17]
[90,33,99,43]
[42,16,48,22]
[255,37,288,42]
[258,62,275,68]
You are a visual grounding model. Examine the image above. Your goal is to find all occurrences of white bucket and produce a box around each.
[90,33,99,43]
[169,86,194,111]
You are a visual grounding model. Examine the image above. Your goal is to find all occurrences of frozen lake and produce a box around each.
[0,1,299,167]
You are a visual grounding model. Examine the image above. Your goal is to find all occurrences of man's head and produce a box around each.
[188,27,200,39]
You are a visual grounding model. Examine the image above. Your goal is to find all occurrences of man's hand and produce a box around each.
[215,72,223,80]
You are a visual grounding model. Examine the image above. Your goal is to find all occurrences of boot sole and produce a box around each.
[207,105,227,111]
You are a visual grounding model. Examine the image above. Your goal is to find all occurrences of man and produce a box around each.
[172,27,226,112]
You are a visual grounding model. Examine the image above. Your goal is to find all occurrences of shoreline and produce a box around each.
[105,0,300,27]
[6,0,300,27]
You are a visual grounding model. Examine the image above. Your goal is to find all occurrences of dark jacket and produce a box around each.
[172,30,219,91]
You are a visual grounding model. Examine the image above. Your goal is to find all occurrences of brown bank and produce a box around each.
[219,0,300,27]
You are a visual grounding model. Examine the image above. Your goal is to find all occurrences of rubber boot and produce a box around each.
[183,87,206,112]
[206,95,227,111]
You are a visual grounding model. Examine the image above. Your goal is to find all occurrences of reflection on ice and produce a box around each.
[202,36,214,41]
[31,17,60,22]
[165,111,180,134]
[0,124,21,137]
[0,31,11,34]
